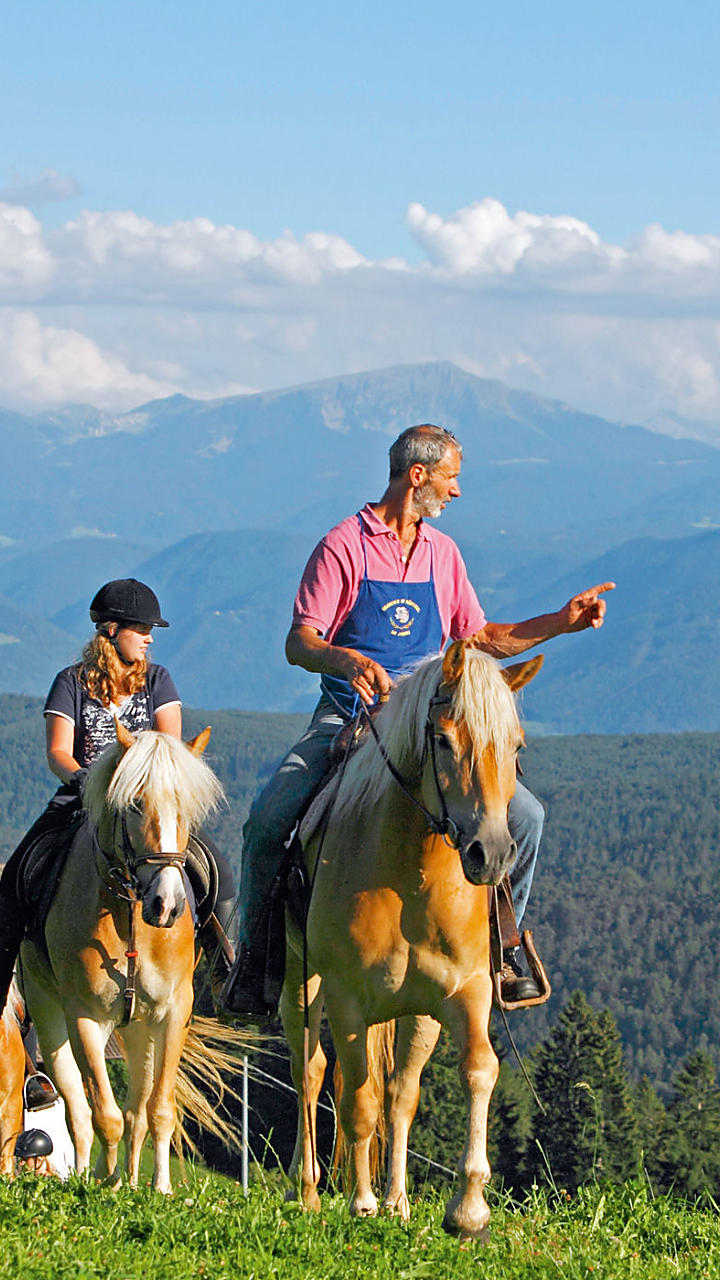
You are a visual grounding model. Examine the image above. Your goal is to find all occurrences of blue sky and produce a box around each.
[3,1,720,431]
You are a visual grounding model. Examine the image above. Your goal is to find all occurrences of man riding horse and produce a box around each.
[222,424,613,1021]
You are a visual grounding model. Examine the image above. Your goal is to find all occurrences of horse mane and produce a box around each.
[84,731,224,831]
[332,649,520,822]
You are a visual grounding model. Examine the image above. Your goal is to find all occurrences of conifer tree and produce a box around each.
[661,1051,720,1198]
[531,991,639,1190]
[633,1075,667,1189]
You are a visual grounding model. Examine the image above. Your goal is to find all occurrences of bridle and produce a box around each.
[90,804,189,1026]
[92,807,188,900]
[361,691,463,849]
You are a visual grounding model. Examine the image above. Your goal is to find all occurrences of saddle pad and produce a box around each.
[298,778,338,848]
[184,835,218,926]
[19,819,84,941]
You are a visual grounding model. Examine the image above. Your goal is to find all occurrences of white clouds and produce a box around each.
[49,212,367,300]
[0,204,54,292]
[3,195,720,431]
[0,168,81,206]
[406,198,607,277]
[0,310,177,409]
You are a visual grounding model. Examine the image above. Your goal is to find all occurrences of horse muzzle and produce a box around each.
[459,834,517,887]
[140,865,187,928]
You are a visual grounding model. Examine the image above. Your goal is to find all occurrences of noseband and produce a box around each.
[93,808,188,901]
[91,807,189,1026]
[362,692,462,849]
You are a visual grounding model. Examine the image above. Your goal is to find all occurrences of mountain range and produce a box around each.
[1,360,719,731]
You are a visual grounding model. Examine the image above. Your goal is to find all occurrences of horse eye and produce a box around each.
[435,733,453,751]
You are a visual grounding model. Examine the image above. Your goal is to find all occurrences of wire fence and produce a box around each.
[241,1053,457,1182]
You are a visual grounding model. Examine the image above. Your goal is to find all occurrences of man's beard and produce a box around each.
[412,481,443,519]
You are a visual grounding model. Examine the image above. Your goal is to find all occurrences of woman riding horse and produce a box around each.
[0,578,236,1016]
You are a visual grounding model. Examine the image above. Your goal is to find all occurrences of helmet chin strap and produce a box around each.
[97,622,139,667]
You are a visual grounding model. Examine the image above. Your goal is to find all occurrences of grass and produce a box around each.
[0,1173,719,1280]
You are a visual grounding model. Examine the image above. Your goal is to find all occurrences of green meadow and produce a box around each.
[1,1171,719,1280]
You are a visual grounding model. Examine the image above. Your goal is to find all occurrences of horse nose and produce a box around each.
[460,835,517,886]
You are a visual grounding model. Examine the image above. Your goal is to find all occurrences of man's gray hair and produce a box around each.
[388,424,462,480]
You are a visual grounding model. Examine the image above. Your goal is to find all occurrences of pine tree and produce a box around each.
[633,1075,667,1189]
[531,991,639,1191]
[661,1051,720,1199]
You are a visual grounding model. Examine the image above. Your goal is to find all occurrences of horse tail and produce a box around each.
[332,1019,395,1184]
[173,1015,258,1156]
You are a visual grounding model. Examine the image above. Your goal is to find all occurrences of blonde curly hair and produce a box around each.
[78,629,147,707]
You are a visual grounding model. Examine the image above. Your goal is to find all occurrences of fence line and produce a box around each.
[244,1059,456,1179]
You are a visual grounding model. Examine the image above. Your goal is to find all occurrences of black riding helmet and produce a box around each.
[89,579,169,629]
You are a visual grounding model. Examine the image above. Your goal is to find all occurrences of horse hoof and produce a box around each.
[350,1196,378,1219]
[442,1210,491,1242]
[381,1195,411,1222]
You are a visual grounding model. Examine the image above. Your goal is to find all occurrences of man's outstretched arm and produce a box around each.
[473,582,615,659]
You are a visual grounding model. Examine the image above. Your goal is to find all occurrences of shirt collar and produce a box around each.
[359,503,430,541]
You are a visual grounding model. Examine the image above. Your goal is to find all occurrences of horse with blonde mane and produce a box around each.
[18,722,227,1192]
[280,639,542,1238]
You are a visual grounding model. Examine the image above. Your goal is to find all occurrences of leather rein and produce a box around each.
[360,692,463,848]
[91,808,188,1025]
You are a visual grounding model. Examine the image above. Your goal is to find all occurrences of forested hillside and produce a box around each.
[1,694,717,1092]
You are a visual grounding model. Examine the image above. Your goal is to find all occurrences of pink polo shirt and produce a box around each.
[293,504,486,647]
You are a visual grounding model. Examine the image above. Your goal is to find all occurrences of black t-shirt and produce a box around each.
[44,664,181,766]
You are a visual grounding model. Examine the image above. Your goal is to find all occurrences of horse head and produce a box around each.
[86,722,221,929]
[423,642,543,887]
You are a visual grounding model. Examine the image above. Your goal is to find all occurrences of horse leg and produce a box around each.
[382,1013,441,1220]
[279,954,326,1211]
[0,1011,24,1176]
[117,1023,154,1188]
[442,982,498,1239]
[19,957,94,1172]
[325,989,379,1219]
[68,1013,125,1186]
[146,992,192,1194]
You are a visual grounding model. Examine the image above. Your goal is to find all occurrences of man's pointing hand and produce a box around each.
[561,582,615,633]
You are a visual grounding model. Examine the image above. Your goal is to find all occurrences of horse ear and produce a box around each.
[502,653,544,692]
[442,640,465,686]
[115,718,134,752]
[187,726,211,756]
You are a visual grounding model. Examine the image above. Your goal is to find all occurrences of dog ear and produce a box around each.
[187,726,211,756]
[502,653,544,692]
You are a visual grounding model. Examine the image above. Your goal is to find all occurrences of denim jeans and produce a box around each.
[237,697,544,944]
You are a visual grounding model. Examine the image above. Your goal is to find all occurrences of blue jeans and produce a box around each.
[237,697,544,944]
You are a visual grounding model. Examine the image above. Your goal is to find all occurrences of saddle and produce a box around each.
[18,814,85,945]
[17,816,219,943]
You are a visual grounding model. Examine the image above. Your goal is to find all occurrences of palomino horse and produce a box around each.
[0,980,25,1175]
[281,641,542,1238]
[19,723,223,1192]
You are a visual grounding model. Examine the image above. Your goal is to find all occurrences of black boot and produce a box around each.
[198,896,236,1014]
[499,946,541,1004]
[220,939,275,1025]
[0,893,25,1017]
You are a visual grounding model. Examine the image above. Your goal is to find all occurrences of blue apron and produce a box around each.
[321,515,444,718]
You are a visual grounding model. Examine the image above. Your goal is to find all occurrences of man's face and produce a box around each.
[412,447,462,518]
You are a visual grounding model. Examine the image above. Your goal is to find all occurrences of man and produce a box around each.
[222,424,613,1018]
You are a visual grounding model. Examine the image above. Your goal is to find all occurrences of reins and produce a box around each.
[488,886,546,1115]
[91,810,189,1025]
[360,693,462,848]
